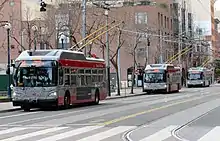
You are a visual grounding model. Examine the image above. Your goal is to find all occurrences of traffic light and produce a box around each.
[40,1,47,12]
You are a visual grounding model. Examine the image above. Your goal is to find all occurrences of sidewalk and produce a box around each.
[0,102,20,113]
[107,87,145,99]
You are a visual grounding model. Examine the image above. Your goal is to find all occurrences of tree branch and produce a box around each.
[0,0,9,12]
[10,36,25,50]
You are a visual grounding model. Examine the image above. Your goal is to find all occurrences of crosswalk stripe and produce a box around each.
[76,126,135,141]
[36,126,103,141]
[198,126,220,141]
[0,128,26,135]
[0,127,67,141]
[139,126,177,141]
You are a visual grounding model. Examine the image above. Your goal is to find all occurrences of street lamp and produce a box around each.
[4,22,11,99]
[104,9,111,96]
[32,25,38,50]
[60,34,65,49]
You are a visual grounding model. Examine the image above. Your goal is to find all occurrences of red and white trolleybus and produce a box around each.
[11,49,107,111]
[143,64,182,93]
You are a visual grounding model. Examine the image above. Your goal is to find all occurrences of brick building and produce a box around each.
[19,0,175,81]
[0,0,176,83]
[0,0,21,65]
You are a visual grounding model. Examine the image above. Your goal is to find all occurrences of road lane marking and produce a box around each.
[0,112,41,119]
[29,93,201,127]
[0,128,26,135]
[36,126,103,141]
[198,126,220,141]
[5,109,87,125]
[139,126,177,141]
[98,94,218,126]
[0,127,67,141]
[76,126,135,141]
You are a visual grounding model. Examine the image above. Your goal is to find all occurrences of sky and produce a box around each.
[215,0,220,11]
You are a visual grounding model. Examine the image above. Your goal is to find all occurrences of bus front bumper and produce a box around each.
[143,83,167,91]
[12,99,58,107]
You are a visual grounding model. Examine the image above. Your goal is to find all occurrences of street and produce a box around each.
[0,85,220,141]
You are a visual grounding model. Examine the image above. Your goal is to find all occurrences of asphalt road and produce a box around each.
[0,85,220,141]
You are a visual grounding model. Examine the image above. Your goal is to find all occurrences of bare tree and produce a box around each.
[86,13,105,55]
[94,22,125,95]
[40,2,82,49]
[0,0,9,12]
[130,33,142,94]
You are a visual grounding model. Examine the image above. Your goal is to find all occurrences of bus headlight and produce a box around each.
[48,92,57,97]
[12,92,20,97]
[12,92,16,97]
[164,85,167,88]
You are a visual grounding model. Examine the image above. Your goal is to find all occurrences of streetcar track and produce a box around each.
[171,107,218,141]
[122,92,220,141]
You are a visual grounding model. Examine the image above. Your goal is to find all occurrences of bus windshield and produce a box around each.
[188,73,203,80]
[144,73,165,83]
[13,60,58,87]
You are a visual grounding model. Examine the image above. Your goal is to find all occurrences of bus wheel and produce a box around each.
[22,105,30,112]
[94,90,100,105]
[64,92,70,109]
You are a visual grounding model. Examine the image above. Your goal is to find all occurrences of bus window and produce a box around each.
[65,75,70,85]
[86,76,92,85]
[81,75,85,86]
[59,68,63,85]
[92,69,97,74]
[71,75,76,85]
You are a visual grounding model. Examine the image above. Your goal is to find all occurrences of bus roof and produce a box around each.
[15,49,105,62]
[145,64,174,70]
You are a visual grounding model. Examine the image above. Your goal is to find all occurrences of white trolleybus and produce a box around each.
[11,49,107,111]
[187,67,214,87]
[143,64,182,93]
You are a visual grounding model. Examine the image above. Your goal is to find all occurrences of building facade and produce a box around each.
[0,0,21,67]
[19,0,175,82]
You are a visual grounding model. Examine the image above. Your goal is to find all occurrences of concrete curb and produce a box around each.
[0,108,21,113]
[0,99,11,103]
[106,93,146,100]
[0,92,146,113]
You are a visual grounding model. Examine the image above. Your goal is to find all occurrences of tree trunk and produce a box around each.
[28,30,31,50]
[110,58,120,96]
[131,51,135,94]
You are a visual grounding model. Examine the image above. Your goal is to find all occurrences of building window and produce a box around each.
[161,14,163,26]
[170,4,172,15]
[170,19,172,29]
[137,47,145,57]
[164,16,166,28]
[135,12,148,24]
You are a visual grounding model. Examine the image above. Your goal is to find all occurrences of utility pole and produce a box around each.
[104,9,111,96]
[147,37,150,64]
[4,23,11,99]
[82,0,87,55]
[178,33,181,65]
[159,30,163,63]
[116,30,121,96]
